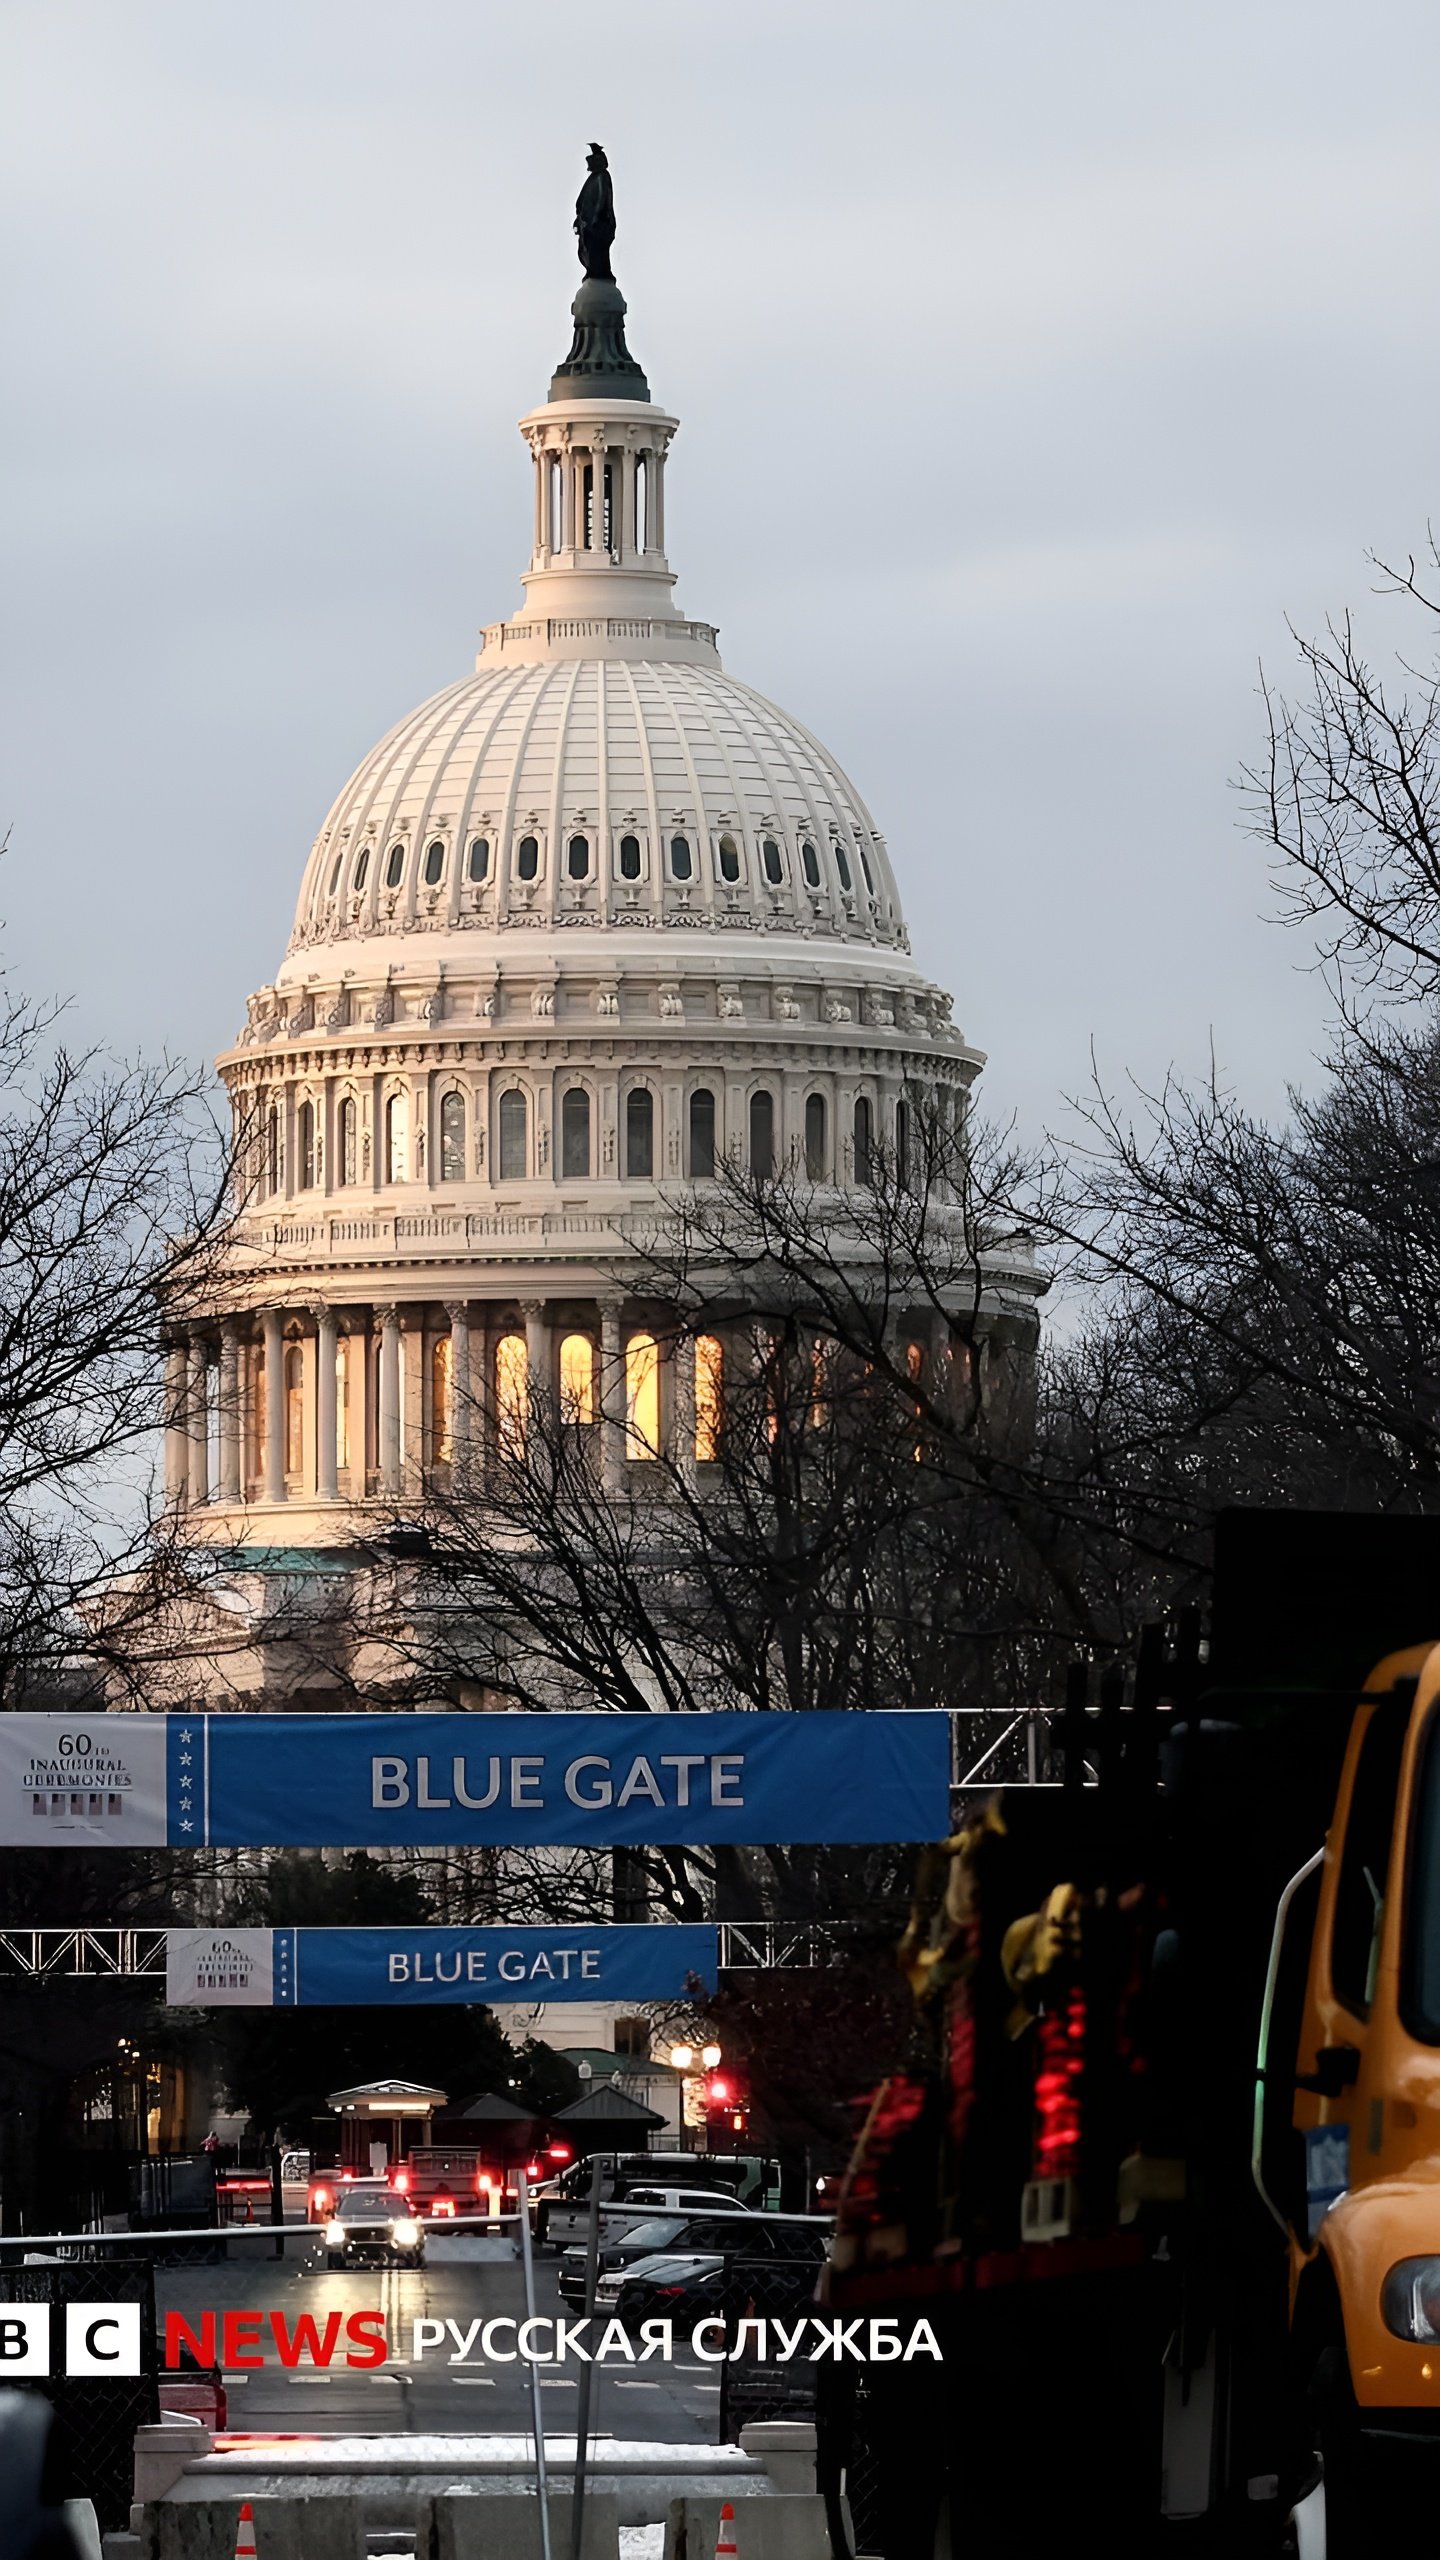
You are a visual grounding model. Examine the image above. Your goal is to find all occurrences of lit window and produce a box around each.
[517,835,540,881]
[717,835,741,883]
[431,1334,452,1464]
[560,1332,596,1424]
[810,1336,836,1430]
[801,840,821,888]
[749,1090,775,1179]
[619,835,642,879]
[338,1097,357,1187]
[567,835,590,879]
[562,1087,591,1178]
[353,847,370,892]
[695,1334,723,1462]
[626,1088,654,1178]
[285,1345,304,1477]
[834,841,853,892]
[440,1092,466,1183]
[762,836,784,885]
[385,843,405,888]
[805,1093,827,1180]
[670,835,693,881]
[298,1100,316,1190]
[424,840,445,885]
[853,1095,874,1188]
[385,1093,408,1184]
[625,1330,660,1458]
[498,1089,527,1180]
[495,1332,528,1455]
[689,1088,716,1179]
[468,836,490,882]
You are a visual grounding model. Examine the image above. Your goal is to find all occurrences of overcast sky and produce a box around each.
[5,0,1440,1139]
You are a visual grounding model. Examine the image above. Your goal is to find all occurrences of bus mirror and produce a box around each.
[1295,2044,1360,2098]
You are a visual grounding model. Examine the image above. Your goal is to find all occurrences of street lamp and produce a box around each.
[700,2043,722,2070]
[668,2043,694,2071]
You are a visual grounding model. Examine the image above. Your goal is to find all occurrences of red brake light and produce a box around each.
[525,2160,540,2179]
[392,2169,410,2192]
[312,2186,331,2210]
[547,2143,572,2162]
[708,2077,730,2103]
[478,2172,495,2192]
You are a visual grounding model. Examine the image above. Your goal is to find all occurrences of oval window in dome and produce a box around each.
[353,847,370,892]
[762,836,784,886]
[468,836,490,882]
[327,851,344,896]
[423,840,445,885]
[801,840,821,889]
[717,834,741,883]
[517,835,540,881]
[834,840,853,893]
[670,835,693,882]
[619,834,642,880]
[385,842,405,889]
[567,835,591,880]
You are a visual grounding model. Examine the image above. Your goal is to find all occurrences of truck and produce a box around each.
[819,1510,1440,2558]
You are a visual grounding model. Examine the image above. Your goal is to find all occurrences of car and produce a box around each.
[606,2223,828,2327]
[557,2208,764,2304]
[321,2179,427,2267]
[157,2334,229,2431]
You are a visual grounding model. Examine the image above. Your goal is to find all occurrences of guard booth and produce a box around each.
[325,2077,447,2176]
[550,2079,667,2160]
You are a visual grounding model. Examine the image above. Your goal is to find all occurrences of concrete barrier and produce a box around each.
[665,2497,831,2560]
[142,2495,432,2560]
[736,2430,817,2498]
[435,2491,620,2560]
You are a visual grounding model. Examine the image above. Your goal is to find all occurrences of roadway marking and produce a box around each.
[612,2381,660,2391]
[453,2377,495,2387]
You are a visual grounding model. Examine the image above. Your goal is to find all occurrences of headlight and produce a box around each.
[1382,2257,1440,2340]
[390,2217,423,2247]
[325,2223,348,2248]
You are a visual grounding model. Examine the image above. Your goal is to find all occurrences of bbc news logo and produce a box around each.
[0,2305,141,2375]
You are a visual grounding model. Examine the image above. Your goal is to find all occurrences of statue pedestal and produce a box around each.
[550,276,650,404]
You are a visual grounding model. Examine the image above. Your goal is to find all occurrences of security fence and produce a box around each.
[2,2254,159,2531]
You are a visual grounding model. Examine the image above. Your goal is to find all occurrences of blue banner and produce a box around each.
[164,1923,717,2006]
[148,1709,948,1849]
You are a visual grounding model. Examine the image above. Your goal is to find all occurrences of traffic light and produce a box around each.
[704,2071,749,2145]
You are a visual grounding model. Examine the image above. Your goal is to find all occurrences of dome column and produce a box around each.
[522,1301,551,1417]
[162,1338,189,1511]
[217,1320,243,1503]
[446,1301,473,1479]
[599,1302,624,1488]
[313,1303,339,1501]
[673,1330,698,1486]
[262,1308,286,1504]
[378,1305,402,1494]
[187,1335,210,1507]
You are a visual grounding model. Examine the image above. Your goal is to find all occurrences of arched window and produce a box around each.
[858,843,876,894]
[695,1334,723,1462]
[495,1332,528,1455]
[559,1332,596,1424]
[516,835,540,881]
[669,835,693,881]
[336,1336,350,1472]
[717,834,741,883]
[385,842,405,888]
[284,1344,304,1478]
[834,841,853,892]
[431,1334,452,1464]
[423,840,446,885]
[896,1098,911,1190]
[440,1091,466,1183]
[762,836,784,885]
[338,1096,357,1187]
[626,1088,654,1179]
[297,1100,316,1190]
[810,1335,836,1430]
[385,1093,409,1185]
[468,836,490,882]
[561,1087,591,1178]
[853,1095,874,1188]
[265,1105,281,1197]
[567,835,591,879]
[801,840,821,888]
[327,851,343,895]
[498,1089,528,1181]
[635,453,648,550]
[619,835,642,879]
[805,1093,827,1180]
[353,847,370,892]
[625,1330,660,1458]
[688,1087,716,1179]
[749,1090,775,1179]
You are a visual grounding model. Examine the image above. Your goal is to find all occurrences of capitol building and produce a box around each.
[148,169,1037,1768]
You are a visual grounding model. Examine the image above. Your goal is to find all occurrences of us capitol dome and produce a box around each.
[158,161,1034,1560]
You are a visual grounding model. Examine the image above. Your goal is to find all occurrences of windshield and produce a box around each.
[616,2217,685,2250]
[337,2187,395,2217]
[1404,1705,1440,2040]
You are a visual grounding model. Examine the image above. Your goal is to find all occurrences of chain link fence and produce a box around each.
[0,2255,160,2531]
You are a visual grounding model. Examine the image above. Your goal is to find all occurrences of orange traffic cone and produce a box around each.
[715,2503,738,2560]
[233,2501,258,2560]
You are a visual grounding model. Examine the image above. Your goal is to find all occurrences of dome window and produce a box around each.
[385,843,405,889]
[834,842,853,893]
[625,1330,660,1459]
[338,1096,357,1187]
[567,835,591,880]
[669,835,693,882]
[298,1100,316,1190]
[562,1086,592,1177]
[805,1093,827,1181]
[801,840,821,889]
[353,848,370,892]
[468,836,491,882]
[423,840,446,886]
[749,1090,775,1180]
[440,1091,466,1183]
[560,1332,596,1425]
[853,1095,874,1188]
[327,852,344,896]
[619,834,643,880]
[858,843,876,894]
[689,1087,716,1180]
[385,1093,409,1184]
[516,835,540,882]
[498,1088,528,1180]
[694,1333,724,1462]
[717,835,741,884]
[896,1097,912,1190]
[626,1087,655,1179]
[762,837,784,886]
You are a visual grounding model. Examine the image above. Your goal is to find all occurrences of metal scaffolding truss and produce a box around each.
[0,1928,169,1980]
